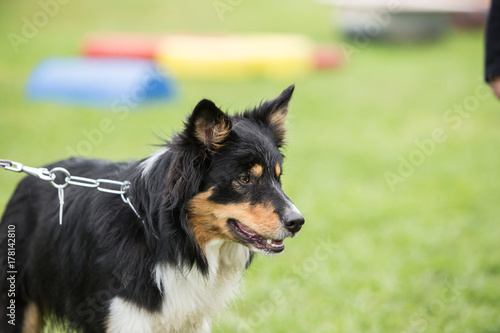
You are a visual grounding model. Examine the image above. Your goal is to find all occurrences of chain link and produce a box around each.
[0,159,13,168]
[67,175,99,188]
[96,179,128,195]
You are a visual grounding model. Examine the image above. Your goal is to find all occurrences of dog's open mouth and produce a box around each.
[228,219,284,253]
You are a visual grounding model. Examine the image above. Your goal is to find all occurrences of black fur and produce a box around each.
[0,85,300,332]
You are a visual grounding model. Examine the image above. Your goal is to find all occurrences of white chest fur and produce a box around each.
[107,241,250,333]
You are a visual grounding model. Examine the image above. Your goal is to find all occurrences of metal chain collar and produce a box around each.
[0,159,142,224]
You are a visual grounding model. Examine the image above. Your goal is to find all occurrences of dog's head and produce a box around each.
[178,85,304,255]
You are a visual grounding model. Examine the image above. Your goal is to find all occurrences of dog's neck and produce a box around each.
[153,240,251,293]
[203,239,252,276]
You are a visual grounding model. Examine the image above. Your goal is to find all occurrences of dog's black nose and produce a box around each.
[283,211,305,234]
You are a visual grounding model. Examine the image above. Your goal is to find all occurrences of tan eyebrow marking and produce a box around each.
[250,164,263,177]
[275,164,281,178]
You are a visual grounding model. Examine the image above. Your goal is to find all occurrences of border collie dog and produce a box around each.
[0,85,304,333]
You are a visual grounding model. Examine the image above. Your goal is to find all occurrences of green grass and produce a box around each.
[1,1,500,332]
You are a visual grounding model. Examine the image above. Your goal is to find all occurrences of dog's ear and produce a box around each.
[252,85,294,147]
[187,99,232,151]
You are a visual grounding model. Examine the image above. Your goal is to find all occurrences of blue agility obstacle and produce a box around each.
[26,57,175,108]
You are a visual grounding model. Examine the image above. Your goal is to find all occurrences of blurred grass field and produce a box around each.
[1,0,500,332]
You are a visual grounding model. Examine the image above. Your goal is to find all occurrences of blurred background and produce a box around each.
[1,0,499,332]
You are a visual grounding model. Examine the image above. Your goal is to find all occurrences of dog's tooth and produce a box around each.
[267,239,272,245]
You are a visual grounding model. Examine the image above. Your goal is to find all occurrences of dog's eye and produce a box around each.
[238,174,251,185]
